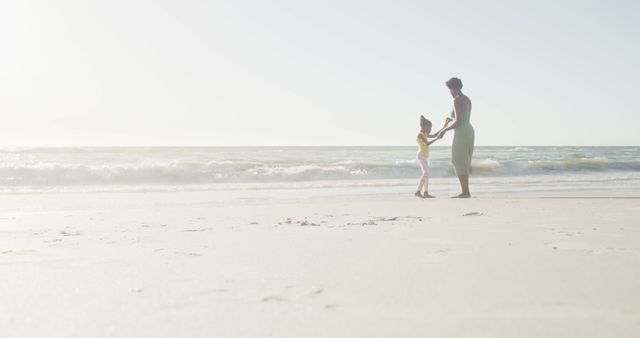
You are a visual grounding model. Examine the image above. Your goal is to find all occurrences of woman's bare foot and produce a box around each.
[422,193,435,198]
[452,193,471,198]
[414,191,423,198]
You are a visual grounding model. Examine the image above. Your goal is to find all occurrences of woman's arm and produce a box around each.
[444,98,464,131]
[438,98,464,136]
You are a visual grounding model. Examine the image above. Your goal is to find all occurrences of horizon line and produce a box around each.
[0,144,637,148]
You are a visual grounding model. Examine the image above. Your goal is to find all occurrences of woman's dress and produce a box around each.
[452,107,474,176]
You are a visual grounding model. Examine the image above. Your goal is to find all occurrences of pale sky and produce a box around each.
[1,0,638,146]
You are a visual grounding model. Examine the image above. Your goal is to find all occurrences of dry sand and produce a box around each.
[1,194,639,337]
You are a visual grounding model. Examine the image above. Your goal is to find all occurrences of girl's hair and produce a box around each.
[420,115,432,131]
[445,77,463,90]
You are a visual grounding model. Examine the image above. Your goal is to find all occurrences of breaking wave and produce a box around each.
[0,147,640,189]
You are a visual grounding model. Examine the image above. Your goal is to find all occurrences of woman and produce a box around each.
[438,77,474,198]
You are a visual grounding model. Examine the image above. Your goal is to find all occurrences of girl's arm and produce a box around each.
[429,119,451,138]
[426,137,440,146]
[418,133,438,146]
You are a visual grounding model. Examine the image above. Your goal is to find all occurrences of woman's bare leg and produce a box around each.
[454,175,471,198]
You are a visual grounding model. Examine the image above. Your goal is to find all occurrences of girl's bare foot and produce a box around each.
[414,191,423,198]
[452,193,471,198]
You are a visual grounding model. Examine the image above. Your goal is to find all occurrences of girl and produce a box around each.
[415,115,447,198]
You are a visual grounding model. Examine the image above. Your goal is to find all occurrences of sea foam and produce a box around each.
[0,147,638,192]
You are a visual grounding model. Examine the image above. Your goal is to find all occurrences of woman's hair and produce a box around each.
[445,77,463,90]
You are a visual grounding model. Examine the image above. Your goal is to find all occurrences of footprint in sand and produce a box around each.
[591,248,640,256]
[60,230,82,236]
[346,221,377,226]
[545,241,591,253]
[462,212,484,216]
[2,249,36,255]
[173,251,202,257]
[209,288,231,293]
[308,288,324,296]
[181,228,213,232]
[430,249,451,254]
[260,286,327,304]
[547,243,640,256]
[261,295,287,303]
[192,288,231,296]
[299,220,320,226]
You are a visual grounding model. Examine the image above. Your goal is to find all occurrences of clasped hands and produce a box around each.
[435,117,453,139]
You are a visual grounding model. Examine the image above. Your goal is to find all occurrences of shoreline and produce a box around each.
[1,185,639,214]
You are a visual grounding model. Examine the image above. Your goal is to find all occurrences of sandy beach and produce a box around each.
[3,0,639,336]
[2,193,639,338]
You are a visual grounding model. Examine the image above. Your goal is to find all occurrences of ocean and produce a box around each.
[0,146,638,199]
